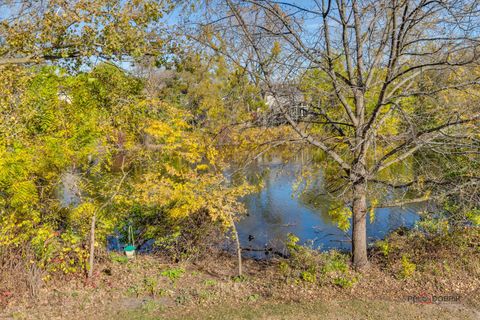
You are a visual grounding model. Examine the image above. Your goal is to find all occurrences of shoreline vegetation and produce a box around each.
[1,227,479,319]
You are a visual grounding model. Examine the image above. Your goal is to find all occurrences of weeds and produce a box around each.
[175,290,191,305]
[281,233,357,288]
[143,276,159,297]
[110,252,129,264]
[282,233,320,283]
[197,289,214,301]
[300,270,316,283]
[247,293,260,302]
[232,275,248,282]
[400,255,416,279]
[141,300,164,313]
[161,267,185,283]
[320,251,348,274]
[371,226,479,281]
[203,279,217,287]
[375,240,390,257]
[127,285,141,297]
[333,276,357,289]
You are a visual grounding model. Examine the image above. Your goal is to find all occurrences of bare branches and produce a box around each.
[190,0,480,203]
[223,0,352,173]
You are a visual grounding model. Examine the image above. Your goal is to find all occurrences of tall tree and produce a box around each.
[1,0,177,279]
[0,0,173,68]
[189,0,480,268]
[0,1,254,279]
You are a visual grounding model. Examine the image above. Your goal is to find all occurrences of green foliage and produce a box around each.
[373,226,479,282]
[163,53,264,127]
[286,233,301,252]
[143,276,160,297]
[0,63,254,278]
[466,209,480,226]
[141,300,165,313]
[161,267,185,283]
[400,255,416,279]
[1,0,174,67]
[203,279,217,287]
[246,294,260,302]
[283,234,319,283]
[333,275,357,289]
[375,240,390,257]
[415,216,450,236]
[279,261,290,275]
[127,285,142,297]
[0,66,114,255]
[110,253,129,264]
[232,275,248,283]
[327,205,352,232]
[282,234,356,288]
[300,270,316,283]
[320,251,349,274]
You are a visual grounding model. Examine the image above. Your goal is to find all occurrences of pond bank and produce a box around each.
[2,227,479,320]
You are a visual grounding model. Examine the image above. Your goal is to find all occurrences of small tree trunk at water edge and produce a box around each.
[230,219,243,277]
[352,181,369,269]
[88,213,96,278]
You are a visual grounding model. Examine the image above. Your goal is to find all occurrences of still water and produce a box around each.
[236,157,420,258]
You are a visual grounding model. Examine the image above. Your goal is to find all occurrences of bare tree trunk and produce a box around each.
[87,213,96,278]
[352,180,368,269]
[86,164,128,279]
[230,219,242,277]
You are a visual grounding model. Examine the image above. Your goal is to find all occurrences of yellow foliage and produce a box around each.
[369,199,378,223]
[328,205,352,232]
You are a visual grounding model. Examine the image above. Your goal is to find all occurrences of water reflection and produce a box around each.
[237,157,420,258]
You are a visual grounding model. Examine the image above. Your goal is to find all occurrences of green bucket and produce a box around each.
[125,225,136,258]
[124,244,136,258]
[124,245,136,252]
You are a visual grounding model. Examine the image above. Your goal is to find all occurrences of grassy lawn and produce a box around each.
[113,299,478,320]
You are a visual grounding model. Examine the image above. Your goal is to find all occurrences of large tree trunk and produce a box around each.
[352,180,369,269]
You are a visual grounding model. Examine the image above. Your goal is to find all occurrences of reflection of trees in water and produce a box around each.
[298,190,335,225]
[389,206,421,231]
[387,208,403,229]
[238,152,420,256]
[239,163,295,248]
[242,155,341,231]
[261,177,284,225]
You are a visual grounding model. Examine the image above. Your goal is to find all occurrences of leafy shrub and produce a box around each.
[466,209,480,226]
[416,217,449,236]
[333,275,357,288]
[400,255,416,278]
[282,233,356,288]
[375,240,390,257]
[320,251,348,274]
[283,233,320,283]
[300,270,316,283]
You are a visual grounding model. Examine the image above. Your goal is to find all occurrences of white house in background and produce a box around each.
[262,85,309,125]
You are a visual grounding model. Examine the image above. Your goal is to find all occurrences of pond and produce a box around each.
[236,156,421,258]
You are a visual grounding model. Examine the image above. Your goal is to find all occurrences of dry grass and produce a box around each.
[0,227,479,319]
